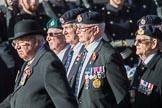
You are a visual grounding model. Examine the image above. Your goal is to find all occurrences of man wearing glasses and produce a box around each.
[0,19,78,108]
[72,11,131,108]
[46,18,70,61]
[131,24,162,108]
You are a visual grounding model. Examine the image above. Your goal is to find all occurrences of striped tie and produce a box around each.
[65,49,74,72]
[74,48,88,97]
[19,61,32,85]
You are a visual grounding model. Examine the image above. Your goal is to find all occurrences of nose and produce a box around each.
[46,35,51,41]
[63,29,67,35]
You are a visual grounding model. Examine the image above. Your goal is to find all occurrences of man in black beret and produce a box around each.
[71,11,131,108]
[59,7,86,81]
[131,24,162,108]
[137,15,162,31]
[0,19,78,108]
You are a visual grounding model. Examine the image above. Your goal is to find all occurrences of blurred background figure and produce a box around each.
[100,0,139,72]
[46,18,70,61]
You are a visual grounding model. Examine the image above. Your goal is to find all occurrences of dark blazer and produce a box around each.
[0,45,78,108]
[70,39,130,108]
[132,51,162,108]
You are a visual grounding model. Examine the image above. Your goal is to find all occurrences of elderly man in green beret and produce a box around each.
[46,18,70,61]
[131,24,162,108]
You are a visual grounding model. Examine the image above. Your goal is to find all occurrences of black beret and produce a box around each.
[60,7,86,24]
[137,15,162,26]
[136,24,162,40]
[76,11,104,24]
[9,19,44,40]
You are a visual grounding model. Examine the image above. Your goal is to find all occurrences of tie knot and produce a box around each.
[83,48,87,54]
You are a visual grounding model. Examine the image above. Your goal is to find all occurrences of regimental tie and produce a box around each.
[19,61,32,86]
[74,48,88,97]
[64,49,74,72]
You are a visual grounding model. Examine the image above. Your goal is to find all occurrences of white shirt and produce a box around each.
[57,45,70,61]
[144,52,158,65]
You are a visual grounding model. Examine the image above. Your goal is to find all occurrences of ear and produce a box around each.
[151,39,158,49]
[93,26,99,35]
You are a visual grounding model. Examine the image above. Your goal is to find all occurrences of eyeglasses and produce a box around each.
[76,25,95,32]
[47,32,62,37]
[134,39,151,44]
[11,41,29,49]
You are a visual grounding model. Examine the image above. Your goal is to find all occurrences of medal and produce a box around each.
[93,79,101,88]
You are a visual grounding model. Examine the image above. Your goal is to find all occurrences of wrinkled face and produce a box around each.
[46,28,64,51]
[21,0,39,12]
[62,23,79,45]
[111,0,125,6]
[76,23,95,45]
[134,35,153,58]
[12,35,38,61]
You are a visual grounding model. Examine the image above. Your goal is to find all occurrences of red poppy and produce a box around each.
[77,54,82,61]
[92,53,96,61]
[26,70,31,76]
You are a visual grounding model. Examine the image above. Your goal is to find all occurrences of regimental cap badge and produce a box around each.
[137,28,145,35]
[59,17,65,24]
[77,15,82,22]
[140,19,146,25]
[50,20,55,26]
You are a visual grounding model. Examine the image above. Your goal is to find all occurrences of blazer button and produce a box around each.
[79,101,82,104]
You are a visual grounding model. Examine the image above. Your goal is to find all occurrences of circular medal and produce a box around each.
[93,79,101,88]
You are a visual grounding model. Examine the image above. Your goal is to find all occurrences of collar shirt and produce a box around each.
[77,37,102,93]
[144,52,157,65]
[66,42,83,77]
[58,45,70,61]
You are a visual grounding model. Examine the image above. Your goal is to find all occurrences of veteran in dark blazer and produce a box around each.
[70,12,131,108]
[131,25,162,108]
[0,19,78,108]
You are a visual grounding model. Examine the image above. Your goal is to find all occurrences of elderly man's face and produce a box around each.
[134,35,155,59]
[46,28,64,52]
[62,23,79,45]
[76,23,95,45]
[12,36,38,61]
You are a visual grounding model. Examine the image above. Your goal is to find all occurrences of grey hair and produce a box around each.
[34,34,46,45]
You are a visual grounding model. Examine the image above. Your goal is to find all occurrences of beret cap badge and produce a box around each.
[77,15,82,22]
[50,21,55,26]
[137,28,145,35]
[140,19,146,25]
[59,17,65,24]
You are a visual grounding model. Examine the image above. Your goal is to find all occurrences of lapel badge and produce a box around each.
[77,54,82,61]
[93,79,101,88]
[59,17,65,24]
[77,15,82,22]
[140,19,146,25]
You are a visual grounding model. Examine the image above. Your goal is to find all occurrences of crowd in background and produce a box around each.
[0,0,162,108]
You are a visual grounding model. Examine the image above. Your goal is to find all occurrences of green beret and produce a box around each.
[46,18,62,29]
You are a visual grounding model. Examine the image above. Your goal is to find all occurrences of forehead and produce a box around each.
[76,23,90,27]
[62,23,74,28]
[47,28,62,32]
[136,35,149,39]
